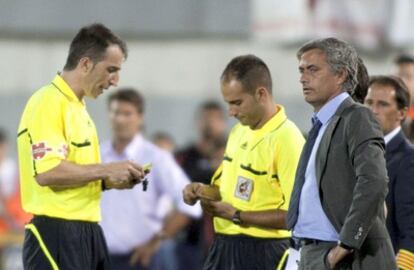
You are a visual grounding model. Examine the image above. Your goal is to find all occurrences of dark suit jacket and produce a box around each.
[288,97,396,268]
[385,130,414,254]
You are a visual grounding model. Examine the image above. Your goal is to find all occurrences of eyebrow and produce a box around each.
[227,99,241,104]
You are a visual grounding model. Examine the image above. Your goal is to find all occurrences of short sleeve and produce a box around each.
[275,123,305,211]
[27,98,68,174]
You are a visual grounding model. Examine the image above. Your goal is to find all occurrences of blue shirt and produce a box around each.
[293,92,350,241]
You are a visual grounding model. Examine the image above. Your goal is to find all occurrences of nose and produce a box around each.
[299,73,307,85]
[367,104,379,115]
[372,105,380,115]
[228,106,237,117]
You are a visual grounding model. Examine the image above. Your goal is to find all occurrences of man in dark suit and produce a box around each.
[364,75,414,270]
[287,38,397,269]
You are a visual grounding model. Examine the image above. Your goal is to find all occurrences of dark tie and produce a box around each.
[286,116,323,229]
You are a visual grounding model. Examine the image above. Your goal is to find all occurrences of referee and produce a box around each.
[183,55,305,270]
[17,24,145,269]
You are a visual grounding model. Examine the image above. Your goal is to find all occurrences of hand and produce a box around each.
[129,235,163,267]
[326,245,352,269]
[200,200,236,220]
[103,161,145,190]
[182,183,204,205]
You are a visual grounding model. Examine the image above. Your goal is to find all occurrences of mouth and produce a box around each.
[303,87,313,94]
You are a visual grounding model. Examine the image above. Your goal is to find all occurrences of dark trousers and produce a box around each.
[298,239,397,270]
[203,234,289,270]
[23,215,111,270]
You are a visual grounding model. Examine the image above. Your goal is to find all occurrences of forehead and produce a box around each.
[367,83,397,100]
[299,48,328,66]
[221,80,247,98]
[397,63,414,73]
[109,99,137,111]
[99,45,125,66]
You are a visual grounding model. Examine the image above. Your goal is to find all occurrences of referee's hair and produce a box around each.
[108,88,144,114]
[63,23,128,71]
[221,55,273,95]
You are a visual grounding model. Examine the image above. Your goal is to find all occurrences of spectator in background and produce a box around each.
[395,54,414,142]
[175,101,227,269]
[0,128,30,270]
[152,132,176,153]
[100,88,201,270]
[364,76,414,270]
[0,128,30,233]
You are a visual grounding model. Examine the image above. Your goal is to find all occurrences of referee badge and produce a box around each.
[234,176,253,201]
[32,142,52,160]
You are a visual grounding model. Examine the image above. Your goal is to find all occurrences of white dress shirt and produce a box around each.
[100,134,201,254]
[384,126,401,145]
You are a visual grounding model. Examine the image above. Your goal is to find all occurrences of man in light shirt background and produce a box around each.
[100,88,202,270]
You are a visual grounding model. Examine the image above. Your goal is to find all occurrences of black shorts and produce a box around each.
[202,234,289,270]
[23,215,111,270]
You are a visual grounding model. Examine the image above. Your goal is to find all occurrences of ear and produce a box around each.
[398,107,408,122]
[255,87,268,101]
[335,70,348,87]
[78,57,94,74]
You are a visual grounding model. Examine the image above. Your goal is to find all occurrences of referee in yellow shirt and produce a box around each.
[17,24,146,270]
[183,55,305,270]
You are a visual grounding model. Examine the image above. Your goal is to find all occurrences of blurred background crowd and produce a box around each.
[2,0,414,269]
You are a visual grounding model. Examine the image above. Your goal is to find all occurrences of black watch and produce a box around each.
[232,210,242,225]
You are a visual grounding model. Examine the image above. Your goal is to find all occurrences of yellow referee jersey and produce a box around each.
[17,74,102,222]
[212,105,304,238]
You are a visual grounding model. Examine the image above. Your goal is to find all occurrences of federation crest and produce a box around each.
[32,142,52,160]
[234,176,253,201]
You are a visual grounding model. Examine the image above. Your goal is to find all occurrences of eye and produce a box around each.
[309,67,318,73]
[107,67,118,73]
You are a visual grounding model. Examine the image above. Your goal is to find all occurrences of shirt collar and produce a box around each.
[384,126,401,145]
[108,134,144,159]
[315,92,349,125]
[252,105,287,137]
[52,74,84,105]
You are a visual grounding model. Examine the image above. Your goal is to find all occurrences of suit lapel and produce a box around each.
[316,115,340,185]
[385,131,404,161]
[315,97,354,186]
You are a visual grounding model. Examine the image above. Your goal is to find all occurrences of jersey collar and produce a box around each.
[252,105,287,137]
[246,105,287,150]
[51,74,84,105]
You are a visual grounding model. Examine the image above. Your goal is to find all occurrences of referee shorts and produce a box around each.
[202,234,289,270]
[23,215,111,270]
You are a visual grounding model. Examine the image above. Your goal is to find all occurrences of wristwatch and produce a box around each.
[232,210,242,225]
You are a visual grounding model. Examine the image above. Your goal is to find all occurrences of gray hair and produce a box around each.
[297,37,359,93]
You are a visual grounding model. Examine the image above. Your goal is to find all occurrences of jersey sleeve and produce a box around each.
[275,123,305,211]
[210,162,223,188]
[27,97,68,175]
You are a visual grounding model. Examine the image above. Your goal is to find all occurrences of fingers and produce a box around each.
[129,248,142,266]
[183,183,201,205]
[128,167,144,184]
[129,162,146,177]
[200,200,214,214]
